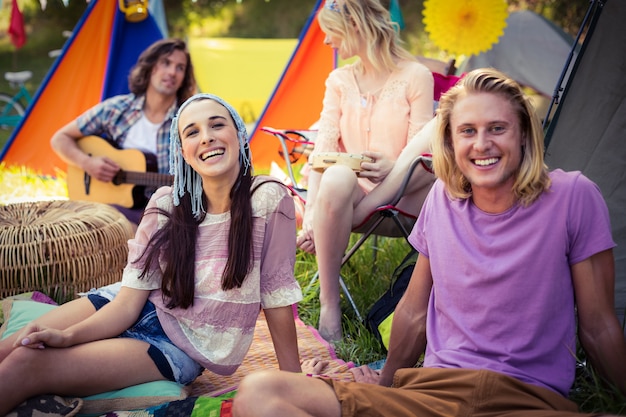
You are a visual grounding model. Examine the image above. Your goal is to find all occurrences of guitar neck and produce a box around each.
[114,171,174,187]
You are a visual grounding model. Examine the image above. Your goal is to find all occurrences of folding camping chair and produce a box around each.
[260,126,316,203]
[261,127,434,321]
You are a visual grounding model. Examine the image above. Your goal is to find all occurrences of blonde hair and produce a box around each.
[318,0,414,73]
[432,68,550,206]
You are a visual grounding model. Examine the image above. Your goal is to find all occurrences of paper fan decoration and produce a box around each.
[423,0,508,57]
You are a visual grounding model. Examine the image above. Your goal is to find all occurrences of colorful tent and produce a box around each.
[2,0,333,175]
[248,0,335,170]
[0,0,165,177]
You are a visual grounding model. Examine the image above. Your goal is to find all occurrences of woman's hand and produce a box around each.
[359,151,394,183]
[12,322,71,350]
[296,207,316,254]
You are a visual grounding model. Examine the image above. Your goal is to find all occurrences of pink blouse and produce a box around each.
[312,60,434,192]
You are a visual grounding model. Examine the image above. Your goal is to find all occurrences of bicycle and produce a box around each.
[0,70,34,133]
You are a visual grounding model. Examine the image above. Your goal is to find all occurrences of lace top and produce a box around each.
[121,178,302,375]
[312,60,434,192]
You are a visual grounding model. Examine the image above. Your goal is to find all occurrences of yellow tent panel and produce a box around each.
[189,37,298,124]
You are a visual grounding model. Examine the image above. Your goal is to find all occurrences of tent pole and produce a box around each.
[542,0,605,134]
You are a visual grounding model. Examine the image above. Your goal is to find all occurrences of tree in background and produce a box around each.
[2,0,591,43]
[0,0,593,98]
[508,0,592,36]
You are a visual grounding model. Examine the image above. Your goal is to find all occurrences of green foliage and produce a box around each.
[225,0,319,38]
[508,0,593,36]
[165,0,318,38]
[570,348,626,414]
[11,0,86,26]
[333,316,386,365]
[0,19,66,149]
[294,235,412,365]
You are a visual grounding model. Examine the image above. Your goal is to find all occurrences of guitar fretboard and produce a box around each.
[113,171,173,187]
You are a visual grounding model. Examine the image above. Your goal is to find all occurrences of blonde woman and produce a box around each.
[297,0,435,342]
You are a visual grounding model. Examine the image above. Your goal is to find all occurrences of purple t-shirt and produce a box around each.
[409,169,615,397]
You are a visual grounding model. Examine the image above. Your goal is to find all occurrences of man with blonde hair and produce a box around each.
[232,68,626,417]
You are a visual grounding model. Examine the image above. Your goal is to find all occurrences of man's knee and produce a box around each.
[234,370,283,416]
[237,369,276,397]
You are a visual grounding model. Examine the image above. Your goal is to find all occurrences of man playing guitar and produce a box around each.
[50,38,197,225]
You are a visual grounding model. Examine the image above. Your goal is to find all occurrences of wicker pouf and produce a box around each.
[0,200,135,303]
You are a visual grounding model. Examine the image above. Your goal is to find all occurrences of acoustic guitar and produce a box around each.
[66,136,173,209]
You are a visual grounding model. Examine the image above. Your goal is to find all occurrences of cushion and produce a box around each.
[0,298,58,339]
[79,382,189,416]
[0,297,189,415]
[0,291,57,327]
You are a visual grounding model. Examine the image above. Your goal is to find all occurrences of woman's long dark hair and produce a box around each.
[136,162,255,309]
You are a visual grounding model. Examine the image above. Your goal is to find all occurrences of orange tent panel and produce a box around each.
[2,0,115,177]
[249,0,334,170]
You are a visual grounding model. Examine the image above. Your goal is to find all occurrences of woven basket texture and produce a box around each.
[0,200,135,303]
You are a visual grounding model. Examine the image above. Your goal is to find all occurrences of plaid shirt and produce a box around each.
[76,94,178,174]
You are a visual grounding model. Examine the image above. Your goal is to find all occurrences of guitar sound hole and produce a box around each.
[112,172,124,186]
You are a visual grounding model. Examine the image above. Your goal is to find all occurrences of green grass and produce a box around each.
[295,235,410,365]
[293,235,626,415]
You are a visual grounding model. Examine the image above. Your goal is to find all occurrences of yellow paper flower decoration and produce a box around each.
[423,0,508,57]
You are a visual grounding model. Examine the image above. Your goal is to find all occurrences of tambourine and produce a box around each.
[310,152,374,172]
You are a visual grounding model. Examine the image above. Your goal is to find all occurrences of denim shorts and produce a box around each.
[85,282,204,385]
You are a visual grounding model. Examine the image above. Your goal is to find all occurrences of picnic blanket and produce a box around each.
[8,308,356,417]
[188,308,355,397]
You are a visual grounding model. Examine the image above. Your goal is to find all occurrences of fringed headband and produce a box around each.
[169,93,252,219]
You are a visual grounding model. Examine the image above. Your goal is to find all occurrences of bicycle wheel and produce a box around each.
[0,92,26,131]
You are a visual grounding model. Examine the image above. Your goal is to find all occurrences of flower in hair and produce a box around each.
[325,0,340,13]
